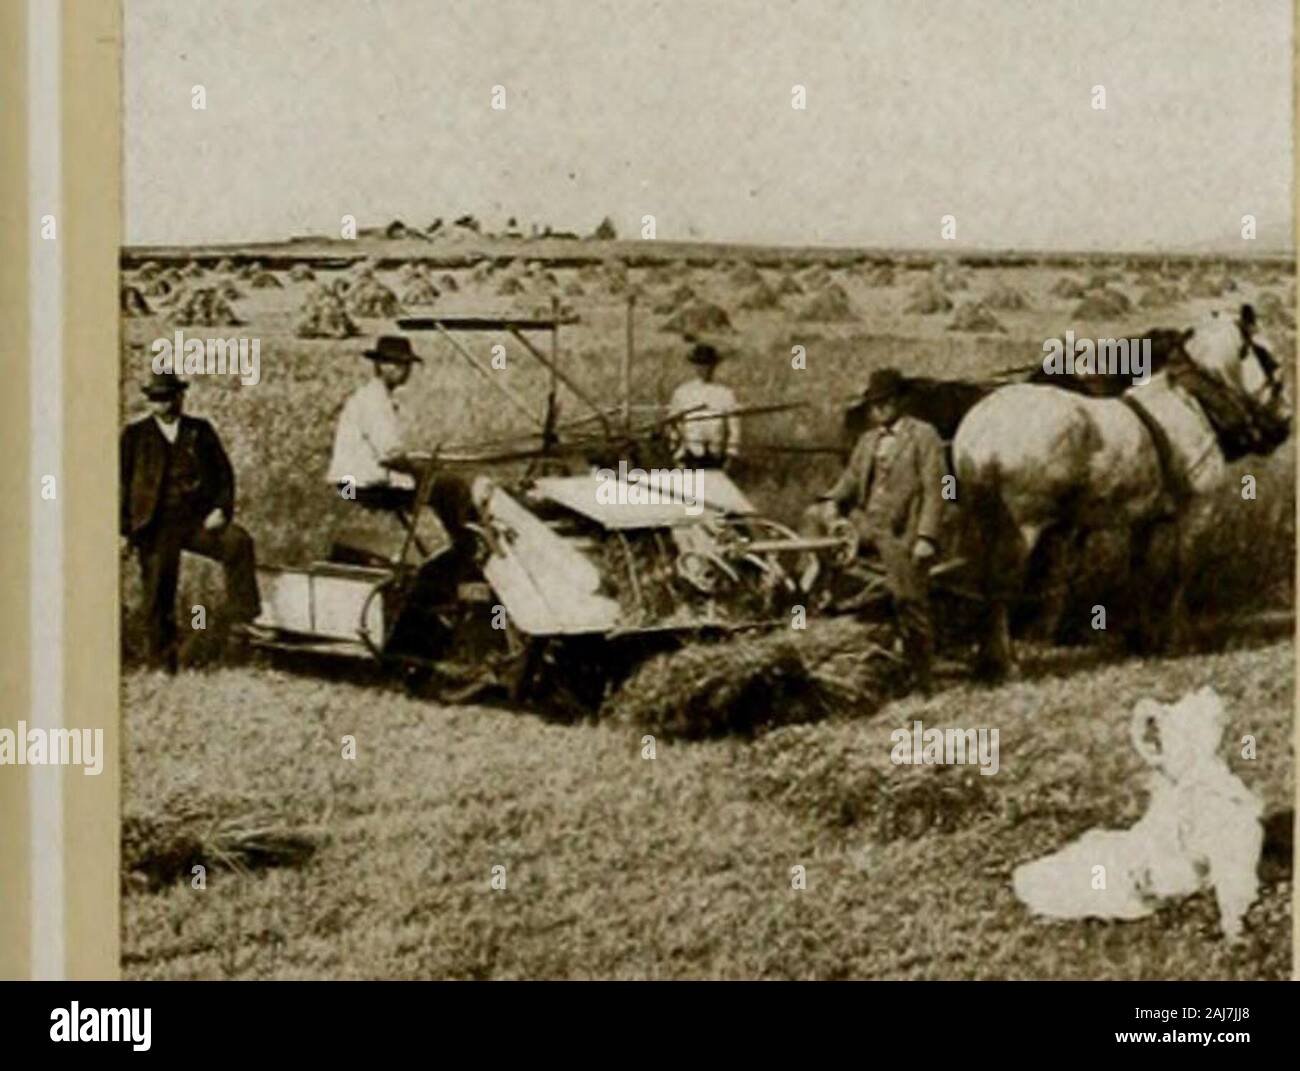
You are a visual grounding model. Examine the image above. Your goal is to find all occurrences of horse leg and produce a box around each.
[976,521,1040,679]
[1164,518,1192,652]
[1127,517,1184,654]
[1125,521,1157,653]
[1031,524,1082,644]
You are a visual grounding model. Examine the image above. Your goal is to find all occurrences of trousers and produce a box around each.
[134,511,260,671]
[802,503,934,691]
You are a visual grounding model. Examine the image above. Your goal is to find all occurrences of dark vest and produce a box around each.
[158,426,206,517]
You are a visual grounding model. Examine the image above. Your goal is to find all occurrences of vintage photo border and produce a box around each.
[1,0,1297,980]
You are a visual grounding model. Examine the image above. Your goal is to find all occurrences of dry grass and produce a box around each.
[121,641,1292,979]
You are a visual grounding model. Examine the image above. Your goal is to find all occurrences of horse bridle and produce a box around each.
[1236,312,1284,405]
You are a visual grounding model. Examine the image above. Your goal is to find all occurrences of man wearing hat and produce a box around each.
[120,372,263,672]
[805,366,946,693]
[667,341,741,469]
[328,335,475,560]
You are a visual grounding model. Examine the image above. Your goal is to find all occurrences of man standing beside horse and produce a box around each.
[805,367,947,694]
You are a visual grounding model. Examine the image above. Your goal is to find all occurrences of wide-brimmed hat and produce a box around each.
[141,370,188,398]
[847,366,906,409]
[686,341,722,366]
[363,335,423,364]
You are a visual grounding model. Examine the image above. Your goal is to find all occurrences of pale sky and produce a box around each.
[125,0,1294,252]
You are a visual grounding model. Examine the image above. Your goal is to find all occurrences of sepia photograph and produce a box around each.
[25,0,1300,994]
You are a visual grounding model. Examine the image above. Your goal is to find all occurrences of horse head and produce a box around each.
[1179,304,1291,450]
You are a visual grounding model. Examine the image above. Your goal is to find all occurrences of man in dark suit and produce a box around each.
[805,367,947,693]
[120,371,262,671]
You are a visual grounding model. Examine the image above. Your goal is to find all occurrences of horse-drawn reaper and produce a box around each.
[245,301,1288,711]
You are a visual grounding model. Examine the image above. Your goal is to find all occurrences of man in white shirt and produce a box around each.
[328,335,421,497]
[668,342,741,469]
[328,334,476,565]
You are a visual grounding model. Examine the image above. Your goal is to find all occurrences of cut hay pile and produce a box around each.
[1051,276,1086,299]
[1084,270,1123,290]
[250,271,283,289]
[470,263,492,284]
[862,263,896,287]
[663,299,734,335]
[776,273,805,296]
[798,282,855,321]
[120,285,151,317]
[213,258,233,274]
[347,275,401,318]
[122,804,324,892]
[401,275,441,307]
[1138,283,1186,309]
[903,281,954,315]
[439,273,460,292]
[496,276,527,296]
[219,280,244,301]
[730,262,764,287]
[799,265,833,290]
[1072,286,1133,318]
[982,282,1029,310]
[947,300,1007,333]
[181,262,206,280]
[654,283,697,313]
[737,279,782,310]
[642,265,677,289]
[167,287,241,327]
[296,284,359,338]
[931,263,969,290]
[602,617,903,739]
[234,262,258,281]
[288,264,316,282]
[1256,290,1295,328]
[563,279,585,297]
[1186,275,1224,299]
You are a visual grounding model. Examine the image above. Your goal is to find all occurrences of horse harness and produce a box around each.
[1120,316,1286,511]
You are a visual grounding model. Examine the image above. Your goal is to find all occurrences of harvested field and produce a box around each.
[122,641,1292,979]
[118,244,1295,982]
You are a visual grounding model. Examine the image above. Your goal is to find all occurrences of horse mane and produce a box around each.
[1023,328,1187,398]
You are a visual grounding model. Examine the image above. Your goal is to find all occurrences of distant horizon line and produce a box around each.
[120,230,1298,260]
